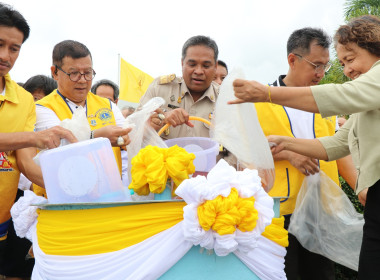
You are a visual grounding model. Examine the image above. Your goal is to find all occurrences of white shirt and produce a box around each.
[285,107,339,139]
[36,96,128,183]
[284,107,315,139]
[17,173,32,191]
[275,79,339,139]
[36,98,125,131]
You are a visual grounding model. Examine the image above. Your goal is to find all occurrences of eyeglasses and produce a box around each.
[294,54,332,73]
[55,65,96,82]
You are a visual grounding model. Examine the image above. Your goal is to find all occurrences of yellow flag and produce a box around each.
[119,58,154,104]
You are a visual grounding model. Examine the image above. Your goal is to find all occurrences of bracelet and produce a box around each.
[90,130,94,139]
[266,84,273,103]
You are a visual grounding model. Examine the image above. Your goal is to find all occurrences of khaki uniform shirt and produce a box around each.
[312,60,380,194]
[139,75,219,140]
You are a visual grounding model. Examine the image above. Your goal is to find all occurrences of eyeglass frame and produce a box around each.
[293,54,332,73]
[55,65,96,82]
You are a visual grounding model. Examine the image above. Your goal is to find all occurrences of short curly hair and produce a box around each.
[334,15,380,57]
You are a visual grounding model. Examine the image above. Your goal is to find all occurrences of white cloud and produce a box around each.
[7,0,345,85]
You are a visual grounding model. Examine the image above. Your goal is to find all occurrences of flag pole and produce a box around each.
[117,53,121,87]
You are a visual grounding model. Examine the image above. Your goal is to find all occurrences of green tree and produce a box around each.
[344,0,380,20]
[320,58,350,85]
[322,0,380,86]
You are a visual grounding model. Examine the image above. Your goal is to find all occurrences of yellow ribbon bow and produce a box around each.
[129,145,195,195]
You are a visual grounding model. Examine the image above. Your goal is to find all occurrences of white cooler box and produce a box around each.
[39,138,130,204]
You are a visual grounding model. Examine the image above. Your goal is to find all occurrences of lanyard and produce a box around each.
[56,90,88,117]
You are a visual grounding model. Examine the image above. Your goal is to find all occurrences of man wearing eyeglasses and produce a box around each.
[28,40,130,196]
[255,28,356,280]
[0,5,78,279]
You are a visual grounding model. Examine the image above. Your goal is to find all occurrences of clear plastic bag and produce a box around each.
[211,68,275,192]
[60,106,91,143]
[288,171,364,271]
[34,106,91,165]
[123,97,167,155]
[123,97,168,200]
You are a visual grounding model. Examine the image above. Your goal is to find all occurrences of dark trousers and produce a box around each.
[358,180,380,279]
[284,215,335,280]
[0,189,34,277]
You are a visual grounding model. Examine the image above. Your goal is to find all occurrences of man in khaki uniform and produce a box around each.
[139,35,219,139]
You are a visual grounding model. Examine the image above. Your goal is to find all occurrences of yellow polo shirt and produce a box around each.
[0,74,35,234]
[256,102,339,216]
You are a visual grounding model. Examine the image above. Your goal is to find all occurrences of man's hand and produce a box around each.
[34,126,77,150]
[228,79,267,105]
[164,108,194,128]
[268,135,319,176]
[94,126,132,147]
[149,108,194,131]
[149,108,167,131]
[288,153,319,176]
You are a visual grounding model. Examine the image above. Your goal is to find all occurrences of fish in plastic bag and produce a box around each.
[289,172,364,271]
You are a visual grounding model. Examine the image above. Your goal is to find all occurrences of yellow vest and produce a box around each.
[0,74,35,227]
[34,90,122,197]
[256,103,339,216]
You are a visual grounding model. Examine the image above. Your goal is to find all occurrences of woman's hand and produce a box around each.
[267,135,290,155]
[228,79,268,104]
[358,188,368,206]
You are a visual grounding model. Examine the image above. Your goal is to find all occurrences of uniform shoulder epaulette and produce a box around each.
[159,74,176,85]
[211,81,220,95]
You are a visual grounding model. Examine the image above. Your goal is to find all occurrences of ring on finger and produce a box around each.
[117,136,125,146]
[158,113,165,121]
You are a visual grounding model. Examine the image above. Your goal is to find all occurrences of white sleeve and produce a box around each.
[112,102,126,127]
[121,150,129,186]
[335,116,339,131]
[18,173,32,191]
[35,105,61,132]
